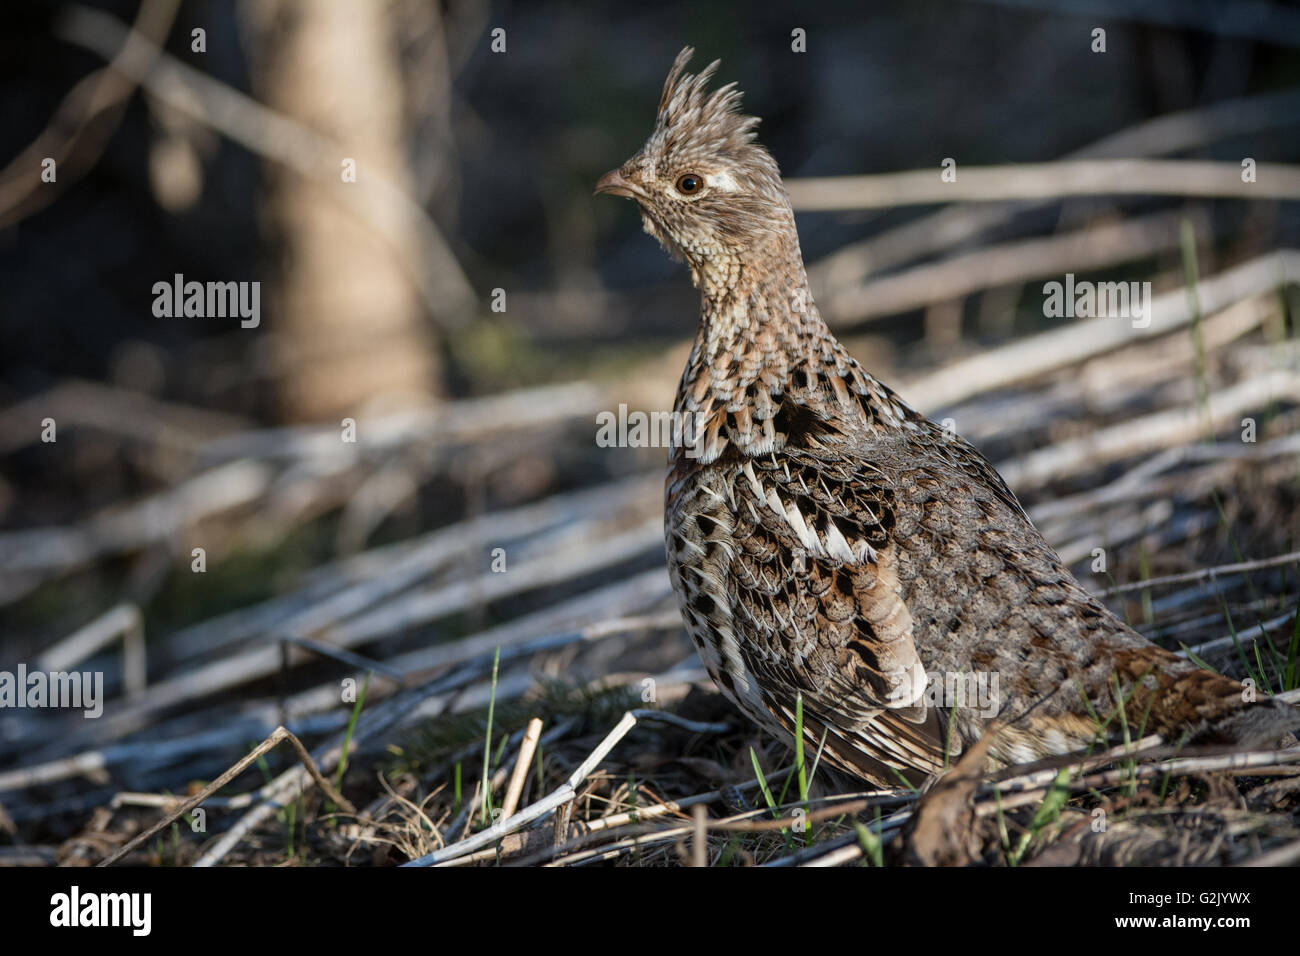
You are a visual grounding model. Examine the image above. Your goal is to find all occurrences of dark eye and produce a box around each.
[675,173,703,195]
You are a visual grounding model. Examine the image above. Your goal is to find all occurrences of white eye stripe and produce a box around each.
[705,171,740,193]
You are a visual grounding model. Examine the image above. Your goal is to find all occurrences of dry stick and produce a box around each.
[434,721,553,847]
[528,778,787,863]
[806,86,1300,285]
[191,773,317,868]
[424,711,554,853]
[273,561,668,724]
[98,726,354,866]
[0,750,111,793]
[1042,432,1300,549]
[160,472,655,664]
[787,159,1300,212]
[1068,292,1280,400]
[443,782,751,867]
[109,728,365,816]
[887,262,1268,442]
[323,481,660,650]
[1031,452,1259,567]
[405,711,640,867]
[1,591,673,794]
[545,828,692,867]
[191,671,472,867]
[111,793,183,811]
[36,603,147,699]
[434,702,728,868]
[197,382,606,467]
[627,708,730,734]
[978,748,1300,818]
[193,674,542,865]
[334,463,422,554]
[1224,766,1300,777]
[0,0,180,228]
[79,519,662,738]
[1147,594,1279,643]
[314,518,661,650]
[1045,438,1300,564]
[804,843,865,867]
[1042,464,1220,562]
[1032,431,1299,531]
[277,635,405,684]
[500,718,544,820]
[18,477,282,617]
[690,804,708,867]
[0,385,613,595]
[0,709,348,800]
[998,369,1300,491]
[1182,612,1298,660]
[371,571,671,682]
[0,459,272,578]
[536,792,888,867]
[813,350,1272,564]
[1056,500,1179,569]
[762,812,914,868]
[902,250,1300,415]
[1240,838,1300,867]
[987,736,1167,796]
[57,4,476,325]
[465,718,580,830]
[540,792,903,868]
[487,774,896,867]
[1103,550,1300,596]
[706,797,888,833]
[0,379,247,456]
[286,590,678,722]
[822,209,1198,325]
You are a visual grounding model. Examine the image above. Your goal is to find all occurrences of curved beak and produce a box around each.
[594,168,639,199]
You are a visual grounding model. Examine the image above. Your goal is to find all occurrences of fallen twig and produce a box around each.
[99,725,354,866]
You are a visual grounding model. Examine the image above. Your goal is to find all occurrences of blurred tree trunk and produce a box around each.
[241,0,440,421]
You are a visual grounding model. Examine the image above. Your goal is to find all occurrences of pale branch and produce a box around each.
[807,85,1300,286]
[902,250,1300,415]
[788,159,1300,212]
[98,725,355,866]
[823,208,1202,325]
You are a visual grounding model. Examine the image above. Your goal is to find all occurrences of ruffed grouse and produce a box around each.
[596,48,1297,787]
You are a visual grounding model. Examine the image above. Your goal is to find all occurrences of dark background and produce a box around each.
[4,0,1298,402]
[1,0,1298,639]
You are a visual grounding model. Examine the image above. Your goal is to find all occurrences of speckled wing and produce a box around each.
[667,433,961,785]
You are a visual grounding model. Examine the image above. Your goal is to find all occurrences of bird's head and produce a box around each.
[596,47,792,276]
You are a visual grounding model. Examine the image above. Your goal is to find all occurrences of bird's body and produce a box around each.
[598,48,1296,787]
